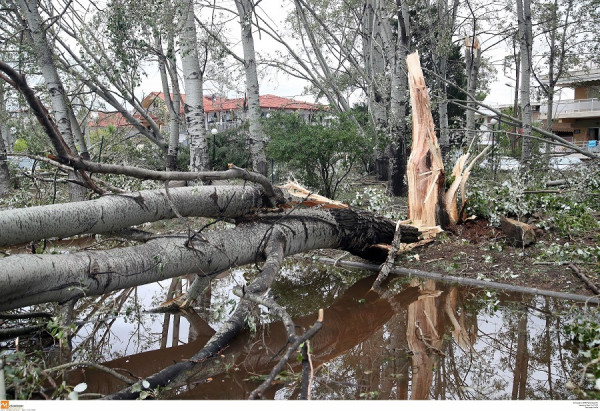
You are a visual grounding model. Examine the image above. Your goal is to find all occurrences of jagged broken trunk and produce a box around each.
[406,52,447,228]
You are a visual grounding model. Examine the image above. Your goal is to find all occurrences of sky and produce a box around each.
[139,0,571,109]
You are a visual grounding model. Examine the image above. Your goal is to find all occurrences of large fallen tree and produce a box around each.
[0,52,470,400]
[0,185,420,311]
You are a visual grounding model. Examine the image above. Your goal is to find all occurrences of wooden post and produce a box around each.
[406,52,446,228]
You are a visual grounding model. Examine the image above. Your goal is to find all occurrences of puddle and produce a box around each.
[62,259,590,400]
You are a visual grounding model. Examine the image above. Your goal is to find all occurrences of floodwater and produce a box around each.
[68,259,587,400]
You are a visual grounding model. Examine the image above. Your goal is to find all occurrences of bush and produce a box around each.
[265,111,375,199]
[207,125,250,171]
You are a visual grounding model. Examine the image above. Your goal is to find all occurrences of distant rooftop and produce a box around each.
[143,92,324,114]
[541,67,600,87]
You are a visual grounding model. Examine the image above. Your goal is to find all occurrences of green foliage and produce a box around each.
[89,128,164,170]
[208,126,250,170]
[265,111,374,199]
[466,161,599,237]
[536,242,600,266]
[466,173,532,226]
[130,379,170,400]
[13,138,27,152]
[1,344,83,400]
[349,186,405,220]
[10,117,50,156]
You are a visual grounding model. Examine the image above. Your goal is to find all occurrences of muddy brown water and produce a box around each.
[61,260,587,400]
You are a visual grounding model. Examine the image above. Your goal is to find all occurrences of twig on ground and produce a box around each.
[568,264,600,295]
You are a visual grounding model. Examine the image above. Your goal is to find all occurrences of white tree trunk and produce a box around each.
[0,83,10,195]
[0,186,269,246]
[235,0,267,176]
[0,201,410,311]
[18,0,87,202]
[517,0,533,165]
[156,32,181,171]
[179,0,210,172]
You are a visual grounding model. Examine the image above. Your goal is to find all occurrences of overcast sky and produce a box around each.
[139,0,572,107]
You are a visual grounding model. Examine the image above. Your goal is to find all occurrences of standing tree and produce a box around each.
[16,0,89,201]
[516,0,534,166]
[154,3,183,172]
[386,0,411,196]
[234,0,267,176]
[0,81,10,195]
[180,0,210,172]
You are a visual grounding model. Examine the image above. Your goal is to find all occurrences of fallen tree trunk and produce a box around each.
[0,190,418,311]
[0,186,271,247]
[500,216,536,247]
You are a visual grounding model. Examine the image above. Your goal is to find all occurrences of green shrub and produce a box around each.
[265,111,375,199]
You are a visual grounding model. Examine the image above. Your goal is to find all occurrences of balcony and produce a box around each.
[538,98,600,120]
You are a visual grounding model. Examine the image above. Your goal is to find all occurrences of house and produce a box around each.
[88,111,134,132]
[87,93,324,140]
[138,92,325,133]
[538,67,600,150]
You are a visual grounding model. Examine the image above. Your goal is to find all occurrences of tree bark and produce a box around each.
[0,82,10,196]
[362,0,389,181]
[180,0,210,172]
[0,185,270,246]
[0,185,420,311]
[435,0,460,158]
[156,30,181,172]
[500,216,536,247]
[235,0,267,176]
[17,0,87,202]
[386,0,410,196]
[517,0,533,166]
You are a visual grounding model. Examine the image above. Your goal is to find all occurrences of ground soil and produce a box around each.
[318,217,600,298]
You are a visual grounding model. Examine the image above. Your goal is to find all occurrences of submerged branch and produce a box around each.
[104,229,287,399]
[314,257,600,305]
[43,361,136,385]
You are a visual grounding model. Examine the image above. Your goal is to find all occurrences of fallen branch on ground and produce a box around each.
[312,257,600,305]
[568,264,600,295]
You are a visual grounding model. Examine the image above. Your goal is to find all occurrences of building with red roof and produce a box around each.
[138,92,325,131]
[87,92,325,145]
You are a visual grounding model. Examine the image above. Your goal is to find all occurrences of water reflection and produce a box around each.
[70,261,582,400]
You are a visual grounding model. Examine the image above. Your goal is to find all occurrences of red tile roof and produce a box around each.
[90,92,325,129]
[88,111,132,128]
[258,94,322,111]
[143,91,322,113]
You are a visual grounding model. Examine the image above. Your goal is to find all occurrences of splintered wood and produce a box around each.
[406,52,445,229]
[282,182,349,209]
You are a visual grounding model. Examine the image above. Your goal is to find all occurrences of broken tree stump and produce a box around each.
[406,51,447,229]
[500,216,536,247]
